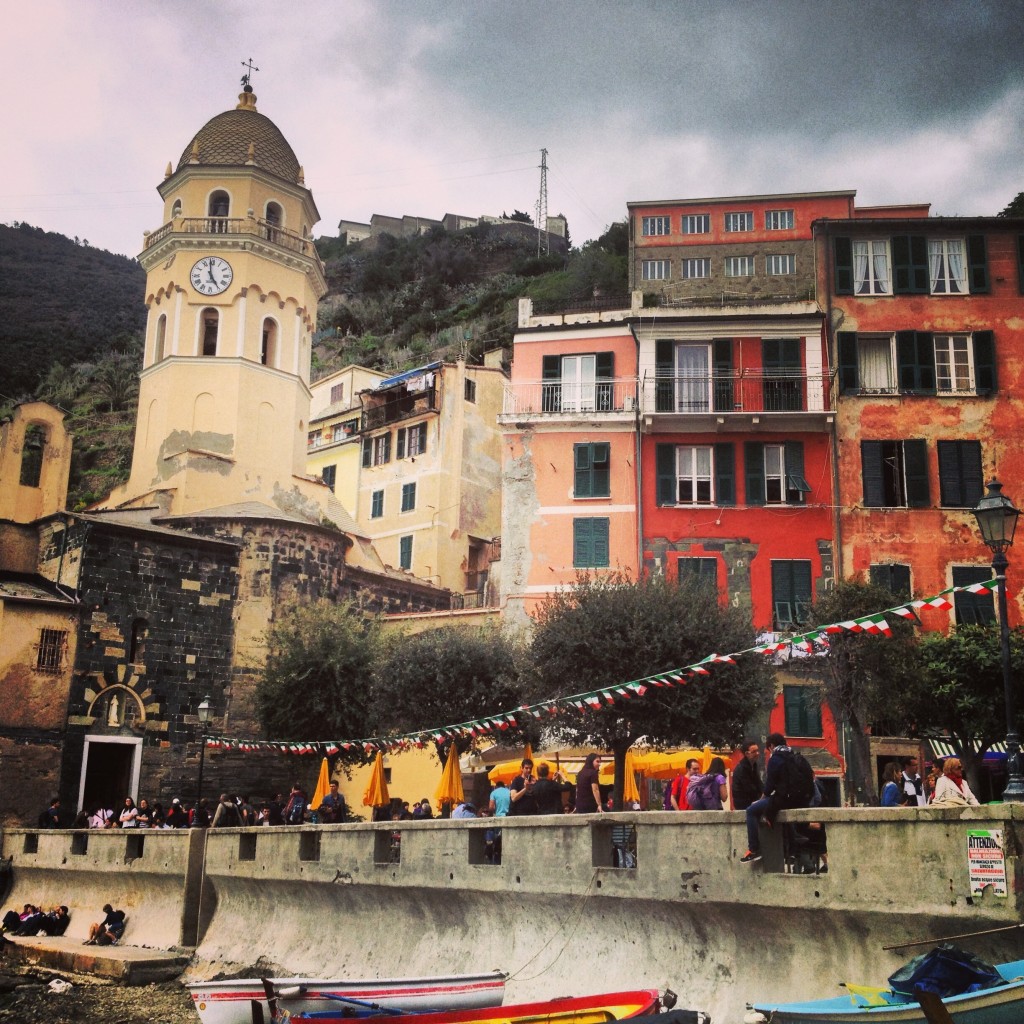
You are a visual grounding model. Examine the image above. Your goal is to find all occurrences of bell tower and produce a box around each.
[102,82,330,519]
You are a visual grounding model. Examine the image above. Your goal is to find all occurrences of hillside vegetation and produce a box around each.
[1,219,627,509]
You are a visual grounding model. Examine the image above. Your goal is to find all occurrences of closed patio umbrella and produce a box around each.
[435,747,465,811]
[622,749,641,805]
[362,751,390,810]
[311,757,331,813]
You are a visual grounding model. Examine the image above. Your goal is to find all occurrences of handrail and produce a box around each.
[143,216,317,258]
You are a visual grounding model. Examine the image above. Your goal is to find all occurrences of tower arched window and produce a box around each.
[129,618,148,663]
[19,424,47,487]
[208,190,230,233]
[171,198,182,218]
[265,201,282,243]
[261,318,278,367]
[201,308,219,356]
[154,313,167,362]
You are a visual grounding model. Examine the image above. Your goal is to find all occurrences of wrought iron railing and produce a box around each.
[640,370,830,414]
[501,378,639,417]
[361,388,439,431]
[143,216,317,258]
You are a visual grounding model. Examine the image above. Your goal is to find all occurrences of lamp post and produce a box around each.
[971,479,1023,803]
[196,696,212,809]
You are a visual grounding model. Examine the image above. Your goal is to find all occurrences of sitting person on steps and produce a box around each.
[84,904,126,945]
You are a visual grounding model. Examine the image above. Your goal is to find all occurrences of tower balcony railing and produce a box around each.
[640,370,830,416]
[143,216,318,259]
[499,378,640,419]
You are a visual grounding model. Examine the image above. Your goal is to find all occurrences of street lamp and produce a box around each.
[196,696,213,810]
[971,479,1023,803]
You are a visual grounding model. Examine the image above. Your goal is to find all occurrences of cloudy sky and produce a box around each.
[3,0,1022,257]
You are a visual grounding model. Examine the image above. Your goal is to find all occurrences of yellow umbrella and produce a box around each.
[362,751,390,808]
[622,749,641,805]
[311,757,331,812]
[435,748,465,810]
[524,741,533,761]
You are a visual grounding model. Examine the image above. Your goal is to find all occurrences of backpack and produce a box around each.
[686,773,721,810]
[776,750,816,808]
[287,795,307,824]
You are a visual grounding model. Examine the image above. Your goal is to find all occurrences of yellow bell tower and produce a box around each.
[103,83,331,519]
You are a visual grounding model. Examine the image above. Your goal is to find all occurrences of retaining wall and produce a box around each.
[3,806,1021,1023]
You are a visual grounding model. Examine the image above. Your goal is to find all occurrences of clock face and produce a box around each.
[190,256,233,296]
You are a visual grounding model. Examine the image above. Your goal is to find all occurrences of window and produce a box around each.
[657,442,735,506]
[370,489,384,518]
[265,201,283,242]
[655,339,735,414]
[397,423,427,459]
[208,189,230,229]
[857,335,896,392]
[853,239,891,295]
[362,433,391,467]
[171,198,182,218]
[333,419,358,441]
[154,314,167,362]
[937,440,983,508]
[784,685,822,738]
[642,260,670,281]
[772,560,812,630]
[724,212,753,232]
[765,209,795,231]
[724,255,754,277]
[934,335,974,393]
[260,318,277,367]
[870,564,912,598]
[464,378,476,403]
[330,382,345,404]
[307,430,320,449]
[201,309,219,356]
[677,557,718,590]
[746,441,810,505]
[19,424,46,487]
[681,258,710,279]
[641,216,670,236]
[129,618,148,663]
[36,628,66,673]
[573,518,610,568]
[401,482,416,512]
[321,464,336,489]
[542,352,614,413]
[928,239,968,294]
[861,440,929,508]
[399,535,413,571]
[952,566,996,625]
[682,214,709,234]
[766,254,795,276]
[574,443,610,498]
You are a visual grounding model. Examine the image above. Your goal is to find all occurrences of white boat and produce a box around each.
[188,970,507,1024]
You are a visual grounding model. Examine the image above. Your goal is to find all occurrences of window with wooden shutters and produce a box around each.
[401,482,416,512]
[678,557,718,591]
[762,337,802,411]
[937,440,983,508]
[870,563,912,598]
[896,331,936,393]
[573,518,610,568]
[892,235,929,294]
[861,440,929,508]
[784,685,823,738]
[321,464,336,489]
[399,535,413,571]
[952,566,996,624]
[574,443,610,498]
[834,237,854,295]
[771,560,813,629]
[746,441,809,505]
[656,443,735,506]
[370,489,384,518]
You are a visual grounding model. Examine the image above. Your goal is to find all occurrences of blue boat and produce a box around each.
[750,958,1024,1024]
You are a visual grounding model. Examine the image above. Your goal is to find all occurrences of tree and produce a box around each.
[370,625,528,761]
[504,210,533,224]
[908,625,1024,789]
[530,573,776,808]
[807,580,922,804]
[256,601,383,768]
[996,192,1024,217]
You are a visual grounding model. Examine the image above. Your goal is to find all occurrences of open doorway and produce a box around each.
[78,737,142,815]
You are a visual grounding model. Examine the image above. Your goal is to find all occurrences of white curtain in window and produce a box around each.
[929,239,967,293]
[872,244,890,293]
[946,239,966,292]
[675,345,710,412]
[859,338,894,390]
[853,241,870,293]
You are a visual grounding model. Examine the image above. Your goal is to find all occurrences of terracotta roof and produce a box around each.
[177,109,300,181]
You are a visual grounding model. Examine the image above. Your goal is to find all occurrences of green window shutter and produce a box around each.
[396,428,406,460]
[596,352,615,410]
[960,441,984,508]
[574,443,593,497]
[772,561,812,628]
[792,561,813,623]
[712,337,734,411]
[834,237,853,294]
[399,535,413,570]
[382,433,391,463]
[592,442,610,497]
[679,557,718,590]
[937,441,981,507]
[745,441,766,506]
[784,685,822,738]
[1018,236,1024,295]
[542,354,561,412]
[896,331,934,392]
[596,352,614,377]
[714,443,735,506]
[573,518,609,568]
[837,332,860,394]
[656,443,676,505]
[870,563,911,598]
[655,339,674,412]
[967,234,989,293]
[952,566,996,624]
[893,235,928,294]
[973,331,997,395]
[915,332,935,392]
[861,441,884,507]
[784,441,810,500]
[593,519,610,567]
[903,439,931,508]
[362,437,372,468]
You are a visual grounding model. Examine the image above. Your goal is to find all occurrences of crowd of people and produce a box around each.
[880,755,980,807]
[1,903,70,939]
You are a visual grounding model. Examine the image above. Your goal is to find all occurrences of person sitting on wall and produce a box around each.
[39,905,71,937]
[13,906,48,936]
[165,798,188,829]
[2,905,38,934]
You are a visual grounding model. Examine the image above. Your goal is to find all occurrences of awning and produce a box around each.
[927,739,1009,760]
[375,361,442,391]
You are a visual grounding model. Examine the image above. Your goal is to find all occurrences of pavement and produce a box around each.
[0,933,191,986]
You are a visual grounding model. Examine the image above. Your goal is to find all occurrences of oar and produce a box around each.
[317,993,418,1016]
[262,979,283,1021]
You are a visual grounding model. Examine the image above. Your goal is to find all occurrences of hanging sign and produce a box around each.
[966,829,1007,897]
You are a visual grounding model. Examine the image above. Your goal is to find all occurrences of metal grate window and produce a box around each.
[36,628,67,673]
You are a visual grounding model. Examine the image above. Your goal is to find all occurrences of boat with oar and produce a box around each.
[749,956,1024,1024]
[252,982,704,1024]
[190,970,507,1024]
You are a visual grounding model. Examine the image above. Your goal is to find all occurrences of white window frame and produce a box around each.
[853,239,892,295]
[682,214,709,234]
[857,334,897,393]
[934,334,975,393]
[641,259,671,281]
[765,443,786,504]
[765,209,795,230]
[372,434,389,466]
[681,257,710,279]
[724,211,753,232]
[928,238,968,295]
[766,254,795,276]
[641,215,671,236]
[561,354,597,412]
[675,445,714,504]
[724,255,755,278]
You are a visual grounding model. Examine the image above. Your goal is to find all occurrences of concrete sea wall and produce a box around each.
[3,806,1021,1023]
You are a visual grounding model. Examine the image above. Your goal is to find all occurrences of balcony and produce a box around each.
[499,378,639,423]
[361,388,439,431]
[143,216,319,259]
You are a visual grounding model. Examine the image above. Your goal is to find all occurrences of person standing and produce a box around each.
[900,755,927,806]
[37,798,61,828]
[671,759,702,811]
[211,793,242,827]
[931,758,980,806]
[509,759,539,815]
[574,753,603,814]
[880,762,905,806]
[318,781,347,824]
[731,741,763,810]
[118,797,138,828]
[531,764,570,815]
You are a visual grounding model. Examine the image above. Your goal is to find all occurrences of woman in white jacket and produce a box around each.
[930,758,980,806]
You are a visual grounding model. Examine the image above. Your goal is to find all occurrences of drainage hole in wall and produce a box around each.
[449,872,454,880]
[515,875,521,884]
[595,879,602,889]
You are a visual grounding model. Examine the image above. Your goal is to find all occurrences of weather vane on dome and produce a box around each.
[240,57,259,89]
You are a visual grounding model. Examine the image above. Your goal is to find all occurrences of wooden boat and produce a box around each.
[275,988,668,1023]
[750,957,1024,1024]
[189,970,507,1024]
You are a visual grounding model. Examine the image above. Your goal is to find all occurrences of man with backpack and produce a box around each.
[665,758,701,810]
[740,733,815,864]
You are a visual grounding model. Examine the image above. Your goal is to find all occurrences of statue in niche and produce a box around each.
[106,693,120,727]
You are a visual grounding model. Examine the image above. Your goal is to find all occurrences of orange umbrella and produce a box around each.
[622,749,641,805]
[362,751,390,808]
[524,741,533,761]
[435,747,465,810]
[311,757,331,812]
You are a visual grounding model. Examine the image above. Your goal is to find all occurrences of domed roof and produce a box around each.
[176,94,301,182]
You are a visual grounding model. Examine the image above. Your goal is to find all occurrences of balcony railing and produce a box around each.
[361,388,439,431]
[641,370,829,415]
[143,216,318,258]
[501,378,639,417]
